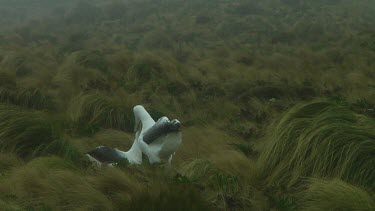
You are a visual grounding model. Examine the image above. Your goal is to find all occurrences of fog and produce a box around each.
[1,0,375,50]
[0,1,374,210]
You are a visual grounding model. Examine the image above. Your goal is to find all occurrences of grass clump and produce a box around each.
[0,104,83,163]
[0,104,63,157]
[32,142,84,167]
[20,156,77,172]
[127,184,213,211]
[14,88,55,110]
[0,153,23,173]
[1,1,375,210]
[0,87,14,105]
[258,101,375,191]
[178,158,255,210]
[0,87,54,110]
[300,178,375,211]
[2,158,111,210]
[67,93,134,132]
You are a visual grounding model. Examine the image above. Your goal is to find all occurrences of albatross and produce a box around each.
[86,105,182,166]
[134,105,182,164]
[86,136,142,167]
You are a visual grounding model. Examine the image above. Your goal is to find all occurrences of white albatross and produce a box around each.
[86,105,182,166]
[133,105,182,165]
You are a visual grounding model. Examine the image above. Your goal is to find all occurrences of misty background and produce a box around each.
[0,1,374,210]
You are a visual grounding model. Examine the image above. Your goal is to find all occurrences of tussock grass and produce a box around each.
[0,200,22,211]
[127,184,213,211]
[175,126,243,163]
[3,158,111,210]
[0,158,213,210]
[0,87,54,110]
[21,156,77,172]
[0,104,62,157]
[178,159,218,182]
[178,158,256,210]
[124,52,187,93]
[210,150,258,185]
[300,178,375,211]
[0,152,23,173]
[67,93,134,132]
[0,104,83,163]
[258,101,375,191]
[14,88,55,110]
[89,167,142,209]
[0,71,16,89]
[1,1,375,210]
[32,140,84,165]
[126,53,167,83]
[72,129,134,154]
[0,87,14,104]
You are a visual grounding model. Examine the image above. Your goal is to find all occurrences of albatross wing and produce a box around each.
[86,146,124,164]
[133,105,156,137]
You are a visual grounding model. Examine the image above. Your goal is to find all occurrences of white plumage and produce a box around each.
[86,105,182,166]
[133,105,182,164]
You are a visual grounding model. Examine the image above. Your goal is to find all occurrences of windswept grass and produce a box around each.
[127,184,212,211]
[0,152,23,173]
[0,104,62,156]
[0,0,374,210]
[258,101,375,191]
[0,87,14,104]
[67,93,135,132]
[0,87,54,110]
[300,178,375,211]
[1,157,111,210]
[14,88,55,110]
[0,104,82,163]
[178,158,256,210]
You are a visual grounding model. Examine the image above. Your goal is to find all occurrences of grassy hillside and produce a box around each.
[0,0,374,210]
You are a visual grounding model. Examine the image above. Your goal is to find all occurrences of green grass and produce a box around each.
[0,87,54,110]
[0,0,374,210]
[0,104,62,157]
[258,101,375,191]
[300,178,375,211]
[0,104,84,164]
[67,93,135,132]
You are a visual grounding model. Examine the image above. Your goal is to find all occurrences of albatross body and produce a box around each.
[134,105,182,164]
[86,105,182,166]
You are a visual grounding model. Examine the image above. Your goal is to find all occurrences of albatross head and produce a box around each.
[170,119,181,131]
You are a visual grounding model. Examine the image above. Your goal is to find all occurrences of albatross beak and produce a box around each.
[170,119,181,130]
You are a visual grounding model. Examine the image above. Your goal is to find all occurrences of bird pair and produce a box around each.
[86,105,182,167]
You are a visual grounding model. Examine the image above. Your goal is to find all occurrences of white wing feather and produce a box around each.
[133,105,155,136]
[133,105,182,165]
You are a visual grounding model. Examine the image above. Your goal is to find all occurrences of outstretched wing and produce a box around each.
[133,105,155,137]
[86,146,123,163]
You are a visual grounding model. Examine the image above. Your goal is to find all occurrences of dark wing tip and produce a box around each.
[86,146,123,163]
